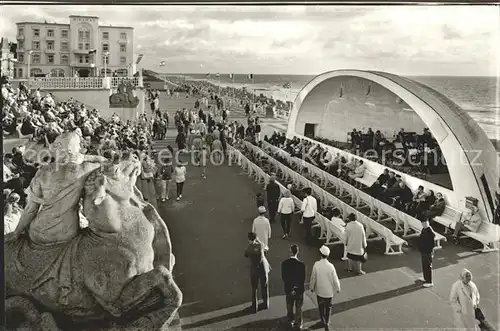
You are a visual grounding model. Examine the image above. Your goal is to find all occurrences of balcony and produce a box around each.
[70,62,93,67]
[118,39,129,45]
[45,48,57,54]
[16,35,25,41]
[73,49,89,55]
[46,34,55,40]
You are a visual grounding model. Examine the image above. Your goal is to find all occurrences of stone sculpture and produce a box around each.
[5,133,182,330]
[109,81,140,108]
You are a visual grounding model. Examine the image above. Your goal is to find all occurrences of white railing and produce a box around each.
[27,77,104,89]
[110,76,141,88]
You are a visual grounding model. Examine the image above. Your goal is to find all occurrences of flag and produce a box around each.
[248,73,254,80]
[159,61,166,66]
[136,53,144,64]
[283,82,291,89]
[88,49,97,55]
[229,73,233,79]
[215,73,220,77]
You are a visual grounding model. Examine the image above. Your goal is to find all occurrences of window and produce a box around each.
[120,32,127,39]
[79,55,89,64]
[102,32,109,39]
[85,31,90,39]
[102,43,109,52]
[61,42,68,51]
[78,43,83,50]
[61,55,69,64]
[78,28,90,41]
[18,68,23,78]
[103,55,109,65]
[33,28,40,37]
[85,43,90,50]
[18,41,23,49]
[30,68,42,77]
[18,54,24,63]
[47,29,54,37]
[18,28,24,36]
[61,30,68,38]
[79,31,84,40]
[51,69,65,77]
[120,56,126,64]
[32,54,41,64]
[120,45,126,52]
[32,41,40,50]
[117,69,128,77]
[47,41,54,50]
[47,54,54,64]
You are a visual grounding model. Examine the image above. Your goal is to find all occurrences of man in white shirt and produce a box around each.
[310,246,341,331]
[301,187,317,245]
[252,206,271,251]
[348,160,365,180]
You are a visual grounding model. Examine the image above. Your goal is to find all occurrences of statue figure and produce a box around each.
[109,82,140,108]
[5,150,183,330]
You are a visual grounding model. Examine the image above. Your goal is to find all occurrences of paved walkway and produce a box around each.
[154,152,499,330]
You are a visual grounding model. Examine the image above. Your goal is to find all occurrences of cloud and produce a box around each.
[1,5,498,75]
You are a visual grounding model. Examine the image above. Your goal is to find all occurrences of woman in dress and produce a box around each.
[344,213,367,275]
[173,160,187,201]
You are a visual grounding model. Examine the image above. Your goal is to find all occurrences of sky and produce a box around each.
[1,5,499,76]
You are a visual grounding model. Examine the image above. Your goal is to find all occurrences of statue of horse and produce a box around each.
[5,153,182,330]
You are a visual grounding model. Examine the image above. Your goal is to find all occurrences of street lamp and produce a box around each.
[104,52,110,77]
[136,53,144,77]
[27,50,33,78]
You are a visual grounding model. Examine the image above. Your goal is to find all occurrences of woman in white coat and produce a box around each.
[449,269,480,330]
[344,213,367,275]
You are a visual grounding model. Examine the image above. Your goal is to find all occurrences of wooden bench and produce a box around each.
[354,170,379,188]
[462,222,500,253]
[434,206,463,234]
[358,213,407,255]
[398,211,446,249]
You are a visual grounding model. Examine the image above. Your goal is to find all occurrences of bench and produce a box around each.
[434,206,463,233]
[323,217,348,260]
[375,200,405,234]
[358,214,407,255]
[462,222,500,253]
[354,170,379,188]
[355,189,377,218]
[398,211,446,249]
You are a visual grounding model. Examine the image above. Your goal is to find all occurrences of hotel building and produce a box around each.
[14,15,134,78]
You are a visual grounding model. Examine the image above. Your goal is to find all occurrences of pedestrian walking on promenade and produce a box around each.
[301,187,317,244]
[344,213,367,275]
[281,244,306,330]
[155,155,173,202]
[252,206,271,251]
[449,269,481,330]
[244,232,271,313]
[173,161,187,201]
[310,245,341,331]
[266,174,281,223]
[278,189,295,239]
[417,220,436,287]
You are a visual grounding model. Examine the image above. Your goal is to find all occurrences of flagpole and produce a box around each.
[288,82,292,117]
[252,75,255,113]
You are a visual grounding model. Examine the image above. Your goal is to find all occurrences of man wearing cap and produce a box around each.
[281,244,306,329]
[310,245,341,331]
[266,174,281,223]
[244,232,270,312]
[417,221,436,288]
[252,206,271,251]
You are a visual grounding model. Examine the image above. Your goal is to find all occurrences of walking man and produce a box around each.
[301,187,317,244]
[417,220,435,287]
[266,174,281,223]
[252,206,271,251]
[281,244,306,330]
[310,246,341,331]
[244,232,271,313]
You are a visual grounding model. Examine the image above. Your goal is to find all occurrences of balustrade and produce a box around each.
[18,76,142,90]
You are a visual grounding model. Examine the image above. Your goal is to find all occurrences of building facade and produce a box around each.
[1,37,17,78]
[14,15,134,78]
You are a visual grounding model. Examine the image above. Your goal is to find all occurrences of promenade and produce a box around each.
[152,93,499,330]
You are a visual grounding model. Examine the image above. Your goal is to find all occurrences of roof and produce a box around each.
[69,15,99,19]
[16,22,69,26]
[98,25,134,30]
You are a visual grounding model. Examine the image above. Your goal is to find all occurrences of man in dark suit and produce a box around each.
[417,221,436,287]
[266,174,281,223]
[244,232,270,312]
[281,244,306,329]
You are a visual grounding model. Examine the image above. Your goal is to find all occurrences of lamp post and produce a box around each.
[26,50,33,78]
[104,51,110,77]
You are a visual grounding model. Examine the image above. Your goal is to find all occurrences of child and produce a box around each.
[256,192,265,208]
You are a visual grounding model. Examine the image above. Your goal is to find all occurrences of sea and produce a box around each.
[161,73,499,140]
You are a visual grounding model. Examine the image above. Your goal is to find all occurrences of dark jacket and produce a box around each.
[266,182,281,202]
[377,173,389,186]
[417,227,436,254]
[281,257,306,295]
[429,198,446,215]
[386,176,397,188]
[244,241,266,273]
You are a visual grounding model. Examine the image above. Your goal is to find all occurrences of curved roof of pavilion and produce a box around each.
[287,69,499,221]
